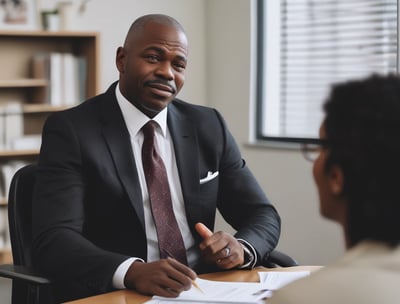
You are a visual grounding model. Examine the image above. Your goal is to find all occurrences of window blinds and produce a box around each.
[258,0,398,142]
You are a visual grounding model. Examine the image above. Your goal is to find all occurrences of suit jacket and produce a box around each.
[32,82,280,302]
[268,241,400,304]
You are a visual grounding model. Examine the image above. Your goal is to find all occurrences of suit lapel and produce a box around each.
[168,105,200,229]
[99,84,145,229]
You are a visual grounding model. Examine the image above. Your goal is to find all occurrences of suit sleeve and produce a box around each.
[213,110,281,263]
[31,113,128,298]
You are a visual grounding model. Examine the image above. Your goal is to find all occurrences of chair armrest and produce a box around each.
[262,249,298,267]
[0,264,51,285]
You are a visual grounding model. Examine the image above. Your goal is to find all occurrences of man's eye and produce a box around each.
[145,55,159,62]
[174,63,186,71]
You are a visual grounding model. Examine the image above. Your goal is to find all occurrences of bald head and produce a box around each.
[116,14,188,117]
[124,14,186,48]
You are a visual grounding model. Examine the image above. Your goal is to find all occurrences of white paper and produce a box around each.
[145,271,310,304]
[147,277,271,304]
[259,271,310,290]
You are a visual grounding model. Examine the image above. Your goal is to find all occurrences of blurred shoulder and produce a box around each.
[169,98,224,122]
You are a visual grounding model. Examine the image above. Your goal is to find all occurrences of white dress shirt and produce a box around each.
[112,84,199,288]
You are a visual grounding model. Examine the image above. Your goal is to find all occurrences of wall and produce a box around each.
[204,0,345,265]
[37,0,345,266]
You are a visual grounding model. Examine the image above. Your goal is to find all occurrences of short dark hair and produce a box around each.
[323,74,400,246]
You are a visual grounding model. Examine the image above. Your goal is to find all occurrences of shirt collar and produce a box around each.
[115,83,168,137]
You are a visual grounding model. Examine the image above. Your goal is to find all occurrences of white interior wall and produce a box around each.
[36,0,345,266]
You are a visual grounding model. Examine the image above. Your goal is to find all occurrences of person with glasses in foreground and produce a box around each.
[269,74,400,304]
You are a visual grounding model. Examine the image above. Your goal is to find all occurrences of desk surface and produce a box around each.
[64,266,321,304]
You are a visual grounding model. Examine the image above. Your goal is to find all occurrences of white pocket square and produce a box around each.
[199,171,219,184]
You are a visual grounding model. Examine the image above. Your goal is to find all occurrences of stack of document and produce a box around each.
[145,271,310,304]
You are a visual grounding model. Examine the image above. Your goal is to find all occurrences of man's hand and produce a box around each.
[124,259,197,297]
[195,222,244,269]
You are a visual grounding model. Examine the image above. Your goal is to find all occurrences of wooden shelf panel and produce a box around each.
[23,104,71,113]
[0,103,71,113]
[0,78,47,88]
[0,149,39,158]
[0,30,98,38]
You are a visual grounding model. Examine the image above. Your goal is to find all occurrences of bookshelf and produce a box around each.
[0,30,99,264]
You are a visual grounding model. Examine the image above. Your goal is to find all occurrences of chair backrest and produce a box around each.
[5,163,54,304]
[8,163,37,267]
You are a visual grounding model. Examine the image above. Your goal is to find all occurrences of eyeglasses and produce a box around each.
[301,140,328,162]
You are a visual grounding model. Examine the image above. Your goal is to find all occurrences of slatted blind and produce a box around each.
[257,0,398,142]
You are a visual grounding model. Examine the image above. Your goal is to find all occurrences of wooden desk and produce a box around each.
[64,266,321,304]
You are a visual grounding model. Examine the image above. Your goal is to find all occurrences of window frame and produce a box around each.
[253,0,399,147]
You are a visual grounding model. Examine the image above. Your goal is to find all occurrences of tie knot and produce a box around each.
[142,120,157,139]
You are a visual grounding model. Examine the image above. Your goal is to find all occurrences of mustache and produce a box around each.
[145,79,177,94]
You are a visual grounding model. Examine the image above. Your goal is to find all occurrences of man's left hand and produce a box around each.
[195,222,244,269]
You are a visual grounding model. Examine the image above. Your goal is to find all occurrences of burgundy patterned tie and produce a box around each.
[141,120,188,265]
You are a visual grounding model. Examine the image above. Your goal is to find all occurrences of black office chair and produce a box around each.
[263,248,298,268]
[0,163,53,304]
[0,163,297,303]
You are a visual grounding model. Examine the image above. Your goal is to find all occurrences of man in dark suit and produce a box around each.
[32,14,280,302]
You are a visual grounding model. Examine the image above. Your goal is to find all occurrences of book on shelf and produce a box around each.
[0,163,4,198]
[0,101,42,151]
[0,161,28,250]
[3,102,24,150]
[0,161,29,203]
[31,52,51,103]
[0,208,6,250]
[31,52,87,106]
[0,105,5,150]
[0,207,10,250]
[63,52,79,106]
[76,55,87,102]
[0,160,28,249]
[11,134,42,151]
[49,52,64,106]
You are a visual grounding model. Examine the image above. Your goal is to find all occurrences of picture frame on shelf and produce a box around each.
[0,0,38,30]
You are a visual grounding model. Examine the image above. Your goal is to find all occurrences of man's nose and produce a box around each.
[155,62,174,80]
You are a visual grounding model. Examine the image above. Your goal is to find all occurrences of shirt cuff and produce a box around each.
[112,257,144,289]
[236,238,257,269]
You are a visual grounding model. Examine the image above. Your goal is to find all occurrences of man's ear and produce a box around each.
[328,165,344,195]
[116,46,126,73]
